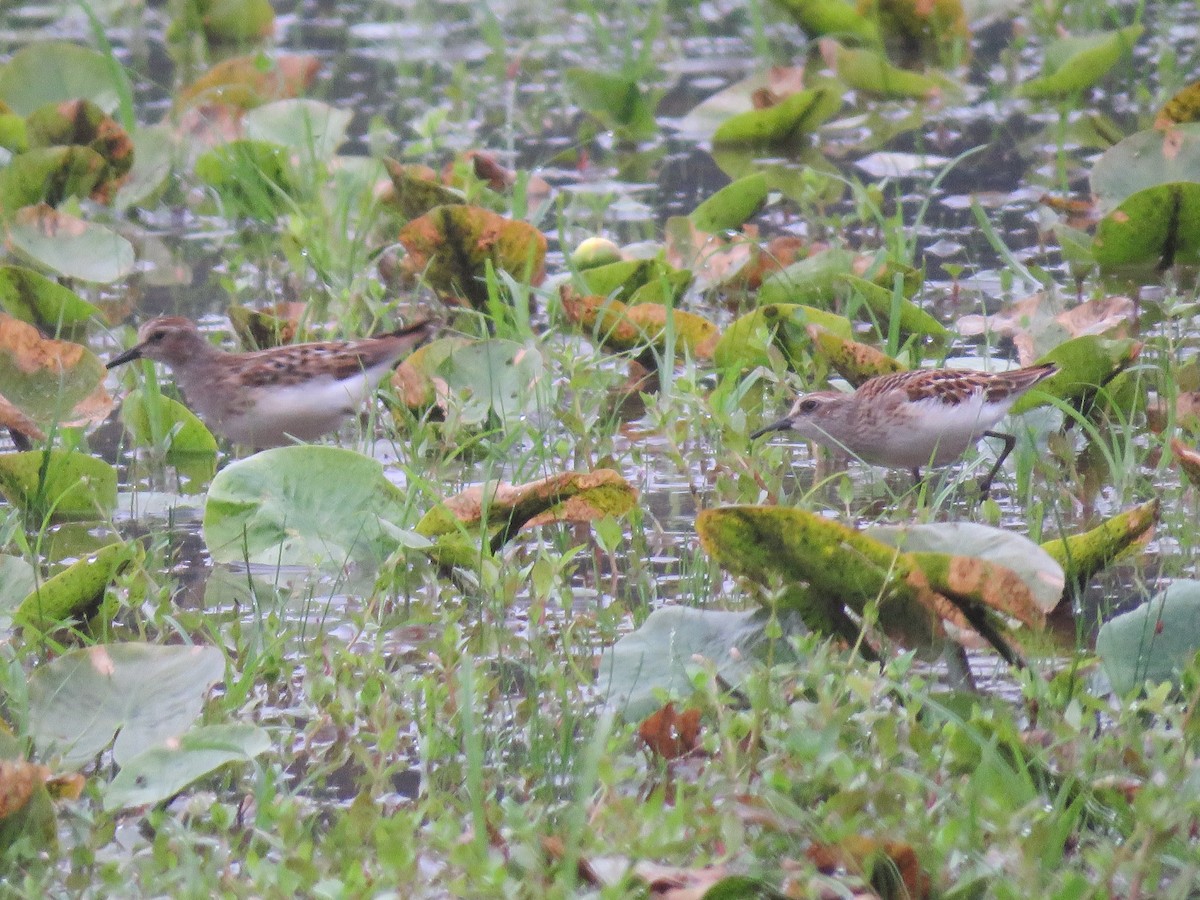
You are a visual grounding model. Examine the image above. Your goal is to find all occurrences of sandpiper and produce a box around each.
[107,316,435,448]
[751,363,1057,497]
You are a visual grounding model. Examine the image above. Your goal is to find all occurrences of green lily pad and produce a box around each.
[1042,500,1158,593]
[0,450,118,521]
[0,555,37,621]
[0,42,127,115]
[1011,335,1141,414]
[565,68,663,143]
[15,539,140,634]
[4,204,135,283]
[438,339,544,427]
[24,99,134,192]
[114,124,176,210]
[598,607,801,722]
[243,99,352,162]
[578,258,689,304]
[829,43,950,100]
[690,173,769,233]
[712,87,840,147]
[185,0,276,44]
[712,303,853,372]
[769,0,880,45]
[836,273,950,341]
[397,204,547,310]
[119,387,219,463]
[1090,124,1200,215]
[867,523,1065,614]
[1092,183,1200,271]
[758,247,920,307]
[0,145,108,210]
[1016,25,1143,101]
[381,158,464,220]
[27,643,225,768]
[559,288,718,360]
[202,446,413,568]
[1096,581,1200,696]
[0,266,100,330]
[105,723,271,811]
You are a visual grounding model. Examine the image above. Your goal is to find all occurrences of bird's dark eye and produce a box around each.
[798,398,819,413]
[148,331,165,342]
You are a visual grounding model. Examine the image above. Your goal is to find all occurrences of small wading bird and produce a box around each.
[750,363,1058,498]
[107,316,435,449]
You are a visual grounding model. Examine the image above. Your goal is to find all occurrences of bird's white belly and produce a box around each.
[862,395,1013,468]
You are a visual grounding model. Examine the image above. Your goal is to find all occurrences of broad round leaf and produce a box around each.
[0,313,111,428]
[27,643,225,767]
[0,42,126,115]
[438,339,544,427]
[202,446,412,568]
[243,99,352,162]
[1092,183,1200,271]
[15,540,139,633]
[0,266,100,330]
[1096,581,1200,696]
[5,205,135,283]
[105,723,271,811]
[0,450,118,521]
[1091,124,1200,214]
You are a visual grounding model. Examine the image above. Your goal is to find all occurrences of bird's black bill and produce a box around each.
[106,345,145,369]
[749,418,792,440]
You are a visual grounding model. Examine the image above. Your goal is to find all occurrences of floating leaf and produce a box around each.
[24,99,134,201]
[836,273,950,341]
[758,247,920,308]
[1156,81,1200,127]
[416,469,637,565]
[226,300,309,349]
[4,204,135,283]
[1092,184,1200,271]
[1041,500,1158,594]
[1096,581,1200,696]
[578,258,690,305]
[0,42,126,115]
[560,287,718,361]
[105,723,271,811]
[114,124,176,210]
[1016,25,1142,101]
[1090,124,1200,215]
[0,313,112,428]
[1011,335,1141,414]
[807,326,907,386]
[712,303,852,372]
[677,67,810,139]
[689,173,768,233]
[183,0,276,45]
[868,522,1064,614]
[0,266,100,330]
[564,68,662,142]
[872,0,970,68]
[380,158,463,220]
[598,607,785,722]
[957,293,1136,365]
[0,145,108,210]
[119,387,219,464]
[0,555,37,622]
[177,54,320,111]
[712,87,840,147]
[1172,438,1200,488]
[0,746,56,856]
[0,450,117,521]
[638,703,702,759]
[15,540,140,634]
[203,446,412,569]
[823,41,948,100]
[398,204,547,310]
[242,99,352,162]
[438,339,543,427]
[768,0,879,45]
[388,335,471,411]
[27,643,225,767]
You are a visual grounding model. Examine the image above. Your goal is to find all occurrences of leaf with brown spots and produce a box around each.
[807,325,906,386]
[176,54,320,112]
[1171,438,1200,489]
[0,313,112,430]
[398,204,546,310]
[808,835,932,899]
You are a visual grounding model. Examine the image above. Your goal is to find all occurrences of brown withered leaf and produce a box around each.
[1155,81,1200,128]
[436,470,636,530]
[227,301,310,349]
[638,703,702,759]
[807,325,906,387]
[540,835,604,888]
[1039,193,1101,229]
[0,392,47,442]
[0,758,52,820]
[559,286,719,361]
[634,862,730,899]
[0,313,112,429]
[1146,393,1200,434]
[807,835,932,900]
[664,218,755,290]
[176,54,320,112]
[1171,437,1200,489]
[958,293,1135,365]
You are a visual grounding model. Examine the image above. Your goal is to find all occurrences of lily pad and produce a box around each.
[1041,500,1158,593]
[0,42,127,115]
[119,387,219,463]
[398,204,547,310]
[15,539,140,634]
[0,145,109,209]
[1096,581,1200,696]
[598,607,800,722]
[24,99,134,202]
[380,158,463,220]
[712,303,853,372]
[758,247,920,308]
[565,68,662,143]
[768,0,879,45]
[0,266,100,330]
[578,258,690,305]
[243,99,352,162]
[438,339,544,427]
[0,555,37,620]
[4,204,135,283]
[27,643,225,768]
[1016,25,1143,101]
[1090,124,1200,215]
[825,42,949,100]
[867,522,1064,614]
[416,469,638,566]
[0,450,118,521]
[202,446,412,568]
[712,87,840,147]
[105,723,271,811]
[1092,183,1200,271]
[0,312,111,428]
[807,326,907,385]
[176,53,320,111]
[559,287,719,361]
[689,173,768,233]
[1010,335,1141,414]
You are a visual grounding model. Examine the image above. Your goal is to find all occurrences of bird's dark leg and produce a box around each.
[910,467,922,487]
[979,430,1016,499]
